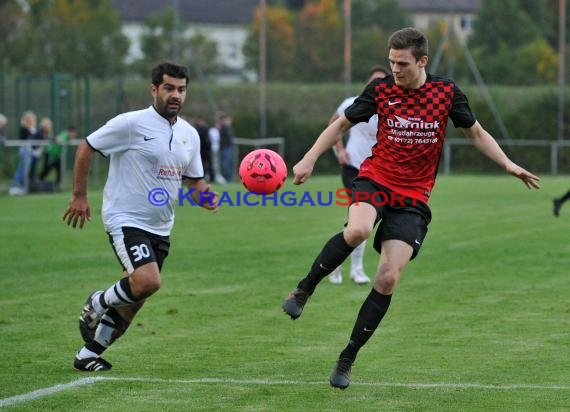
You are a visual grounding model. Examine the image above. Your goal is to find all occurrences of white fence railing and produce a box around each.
[3,137,286,192]
[2,139,99,191]
[443,138,570,175]
[4,137,567,192]
[233,136,285,171]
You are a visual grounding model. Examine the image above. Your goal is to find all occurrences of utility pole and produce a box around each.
[343,0,352,97]
[173,0,180,62]
[558,0,567,140]
[259,0,267,139]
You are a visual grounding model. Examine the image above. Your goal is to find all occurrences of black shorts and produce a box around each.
[341,165,359,189]
[350,177,432,260]
[108,227,170,274]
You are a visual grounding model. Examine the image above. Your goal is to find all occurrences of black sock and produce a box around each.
[85,340,106,356]
[94,308,132,348]
[560,190,570,204]
[339,289,392,362]
[298,232,355,295]
[106,308,131,345]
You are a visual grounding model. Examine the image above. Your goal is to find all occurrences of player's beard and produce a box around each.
[157,98,181,121]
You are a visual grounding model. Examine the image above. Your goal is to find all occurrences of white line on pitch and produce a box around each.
[0,377,105,408]
[101,376,570,391]
[3,376,570,407]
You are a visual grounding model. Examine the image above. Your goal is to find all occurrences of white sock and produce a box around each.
[91,291,106,314]
[102,278,135,308]
[77,347,99,359]
[93,313,116,348]
[351,241,366,273]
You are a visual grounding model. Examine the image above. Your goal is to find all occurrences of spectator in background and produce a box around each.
[9,110,37,196]
[39,125,77,188]
[208,113,227,184]
[193,116,214,182]
[218,112,235,182]
[29,117,53,189]
[0,113,7,144]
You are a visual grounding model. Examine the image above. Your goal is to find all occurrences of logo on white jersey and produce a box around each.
[157,165,184,180]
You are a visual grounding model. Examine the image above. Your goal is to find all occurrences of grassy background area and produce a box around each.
[1,175,569,411]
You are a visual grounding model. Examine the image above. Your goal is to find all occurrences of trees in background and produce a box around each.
[244,0,409,82]
[0,0,25,70]
[468,0,563,84]
[294,0,343,81]
[243,5,297,81]
[350,0,410,82]
[129,7,223,80]
[243,0,563,85]
[1,0,128,78]
[0,0,565,86]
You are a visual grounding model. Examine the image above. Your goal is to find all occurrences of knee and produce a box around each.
[130,273,161,299]
[144,278,161,295]
[375,275,397,293]
[375,265,403,293]
[344,225,372,246]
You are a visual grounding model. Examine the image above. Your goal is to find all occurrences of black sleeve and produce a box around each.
[344,79,382,124]
[450,84,476,128]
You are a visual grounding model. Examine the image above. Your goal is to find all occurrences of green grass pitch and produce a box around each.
[1,175,570,411]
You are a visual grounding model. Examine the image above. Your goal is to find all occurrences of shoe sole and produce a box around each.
[282,302,301,320]
[79,318,95,343]
[330,359,352,389]
[73,356,112,372]
[282,289,309,320]
[330,381,349,390]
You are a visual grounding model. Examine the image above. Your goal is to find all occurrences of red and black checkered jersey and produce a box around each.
[345,74,476,204]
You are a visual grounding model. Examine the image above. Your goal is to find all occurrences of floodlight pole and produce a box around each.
[259,0,268,139]
[343,0,352,97]
[558,0,566,141]
[173,0,180,62]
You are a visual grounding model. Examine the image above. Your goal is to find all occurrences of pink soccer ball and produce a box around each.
[239,149,287,194]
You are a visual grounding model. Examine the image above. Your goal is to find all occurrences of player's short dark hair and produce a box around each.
[388,27,428,61]
[368,64,389,78]
[151,61,190,86]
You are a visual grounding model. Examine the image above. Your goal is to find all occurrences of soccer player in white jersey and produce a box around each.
[329,65,388,285]
[63,61,219,371]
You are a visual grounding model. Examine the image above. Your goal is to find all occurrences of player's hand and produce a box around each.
[63,196,91,228]
[201,189,220,213]
[336,148,349,166]
[293,157,315,185]
[507,164,540,189]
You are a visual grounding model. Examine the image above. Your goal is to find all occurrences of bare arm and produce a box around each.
[329,112,349,166]
[293,115,354,185]
[462,121,540,189]
[63,140,94,228]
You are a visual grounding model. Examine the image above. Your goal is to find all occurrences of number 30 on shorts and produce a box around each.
[130,243,151,262]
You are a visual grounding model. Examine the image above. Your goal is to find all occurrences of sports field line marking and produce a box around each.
[3,376,570,407]
[0,377,104,408]
[103,376,570,390]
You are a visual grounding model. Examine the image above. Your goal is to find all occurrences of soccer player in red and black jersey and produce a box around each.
[282,27,540,390]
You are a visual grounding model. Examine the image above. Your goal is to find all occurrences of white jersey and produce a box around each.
[86,106,203,236]
[337,96,378,169]
[208,127,220,152]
